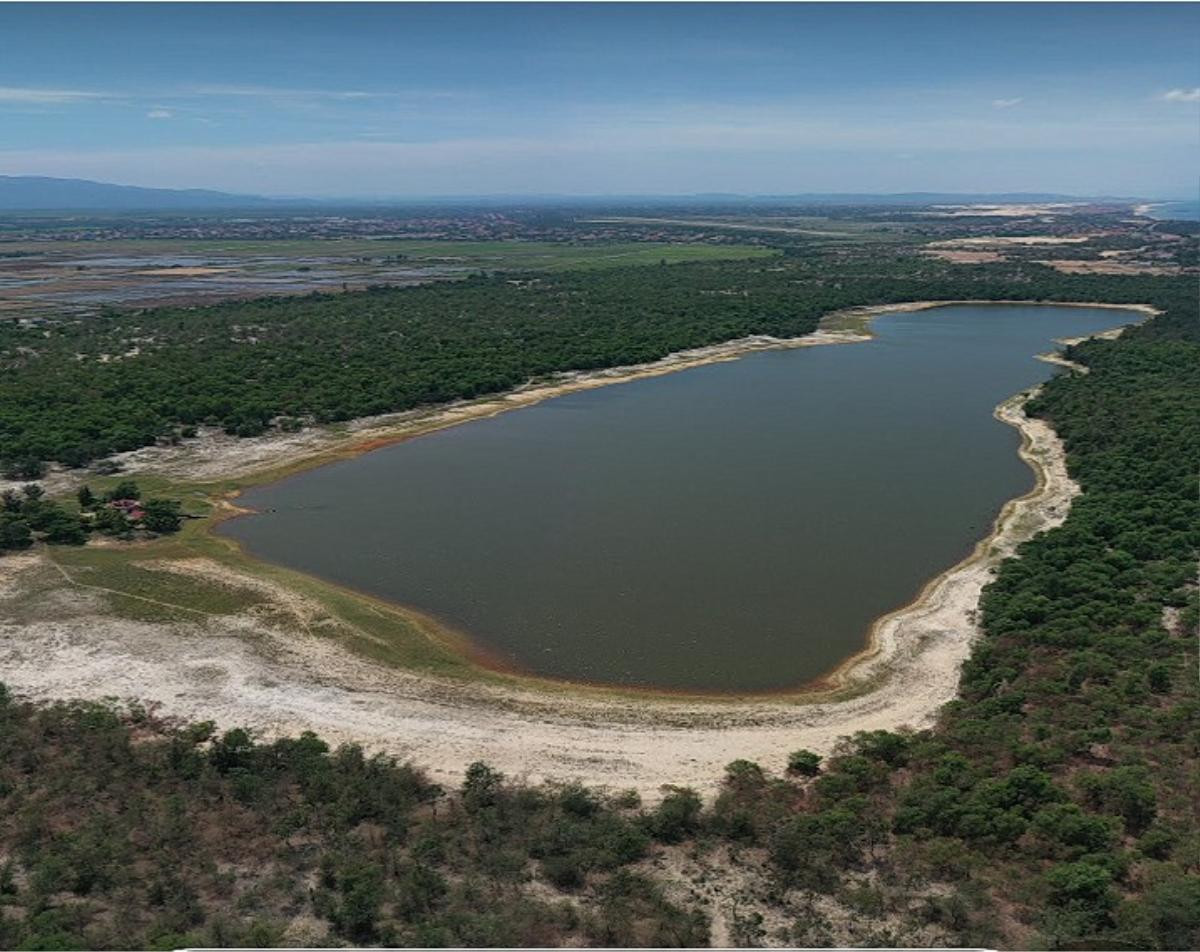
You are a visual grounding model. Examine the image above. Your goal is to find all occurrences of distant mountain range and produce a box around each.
[0,176,281,211]
[0,175,1161,212]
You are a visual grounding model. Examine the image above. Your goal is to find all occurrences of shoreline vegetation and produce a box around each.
[0,299,1155,794]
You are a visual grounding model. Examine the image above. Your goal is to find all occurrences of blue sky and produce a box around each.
[1,3,1197,197]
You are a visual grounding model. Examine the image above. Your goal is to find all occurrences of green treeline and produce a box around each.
[1,256,1193,467]
[0,480,182,555]
[703,295,1200,947]
[0,697,707,948]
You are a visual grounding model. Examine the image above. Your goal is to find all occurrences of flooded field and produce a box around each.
[0,239,773,319]
[0,248,465,318]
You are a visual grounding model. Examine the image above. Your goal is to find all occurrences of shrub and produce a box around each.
[106,481,140,502]
[1045,861,1117,932]
[724,759,766,790]
[462,761,504,812]
[787,749,822,776]
[2,457,46,481]
[141,499,183,534]
[646,786,702,843]
[542,854,586,891]
[39,508,88,545]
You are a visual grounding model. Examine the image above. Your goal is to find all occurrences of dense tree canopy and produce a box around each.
[705,293,1199,948]
[1,255,1192,468]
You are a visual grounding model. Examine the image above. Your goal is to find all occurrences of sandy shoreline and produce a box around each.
[0,299,1151,796]
[0,328,873,499]
[2,298,1154,498]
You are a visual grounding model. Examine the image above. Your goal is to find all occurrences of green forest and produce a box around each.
[1,253,1194,468]
[0,255,1195,947]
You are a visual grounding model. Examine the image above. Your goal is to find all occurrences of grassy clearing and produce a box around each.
[577,216,910,242]
[43,469,500,681]
[49,545,267,620]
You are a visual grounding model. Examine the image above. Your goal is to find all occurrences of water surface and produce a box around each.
[221,304,1136,692]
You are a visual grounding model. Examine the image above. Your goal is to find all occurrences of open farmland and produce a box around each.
[0,238,775,320]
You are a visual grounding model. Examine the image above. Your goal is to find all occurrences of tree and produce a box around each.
[768,808,868,892]
[332,863,384,942]
[724,759,767,790]
[39,508,87,546]
[1078,766,1157,833]
[788,749,823,776]
[1121,874,1200,950]
[2,457,46,481]
[853,730,911,767]
[209,728,254,774]
[1031,803,1118,858]
[0,514,32,552]
[106,481,140,502]
[1146,662,1172,694]
[141,499,182,534]
[542,853,586,891]
[76,485,96,510]
[646,786,702,843]
[462,761,503,812]
[91,506,130,536]
[1044,861,1117,933]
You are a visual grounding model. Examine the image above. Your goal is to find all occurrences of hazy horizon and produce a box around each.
[8,175,1192,203]
[2,3,1198,197]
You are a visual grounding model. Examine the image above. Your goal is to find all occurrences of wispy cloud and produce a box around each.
[1161,87,1200,102]
[187,84,372,100]
[0,83,451,109]
[0,86,109,104]
[146,109,173,120]
[1,91,1195,196]
[992,98,1023,109]
[184,84,460,102]
[0,124,1189,197]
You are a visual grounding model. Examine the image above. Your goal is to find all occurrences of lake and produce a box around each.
[220,304,1138,693]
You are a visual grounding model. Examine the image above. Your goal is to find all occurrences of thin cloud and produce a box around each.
[0,86,109,104]
[0,130,1188,197]
[992,98,1023,109]
[184,84,458,102]
[1162,88,1200,102]
[146,109,173,120]
[188,84,370,100]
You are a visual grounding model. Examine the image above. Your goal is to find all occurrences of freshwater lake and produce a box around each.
[220,304,1138,693]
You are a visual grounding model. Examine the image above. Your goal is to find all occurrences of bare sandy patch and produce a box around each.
[131,267,232,277]
[926,203,1089,217]
[922,249,1005,264]
[928,235,1093,247]
[1038,259,1180,276]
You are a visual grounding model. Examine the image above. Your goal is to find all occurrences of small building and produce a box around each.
[108,498,145,520]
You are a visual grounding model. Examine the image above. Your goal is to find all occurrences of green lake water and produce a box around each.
[219,304,1138,692]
